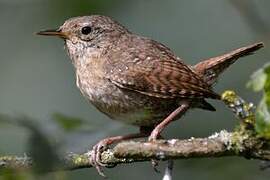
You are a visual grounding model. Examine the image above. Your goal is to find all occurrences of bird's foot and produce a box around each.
[90,139,112,177]
[90,133,146,177]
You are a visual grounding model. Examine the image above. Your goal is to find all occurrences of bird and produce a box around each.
[37,15,263,176]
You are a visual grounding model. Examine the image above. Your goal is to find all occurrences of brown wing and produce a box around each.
[105,36,220,100]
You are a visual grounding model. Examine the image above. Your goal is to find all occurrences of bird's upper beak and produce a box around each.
[36,29,68,39]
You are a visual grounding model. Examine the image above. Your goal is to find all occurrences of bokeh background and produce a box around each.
[0,0,270,179]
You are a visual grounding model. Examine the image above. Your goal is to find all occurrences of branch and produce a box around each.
[1,131,270,171]
[1,90,270,172]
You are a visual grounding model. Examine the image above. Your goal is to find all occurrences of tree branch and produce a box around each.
[1,90,270,172]
[0,130,270,171]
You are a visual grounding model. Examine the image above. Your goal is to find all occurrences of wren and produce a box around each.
[37,15,263,176]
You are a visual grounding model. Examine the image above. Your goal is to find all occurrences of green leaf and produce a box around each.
[263,65,270,107]
[255,99,270,138]
[248,63,270,138]
[247,67,266,92]
[52,113,87,132]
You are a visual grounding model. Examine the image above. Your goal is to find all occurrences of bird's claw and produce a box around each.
[90,140,109,177]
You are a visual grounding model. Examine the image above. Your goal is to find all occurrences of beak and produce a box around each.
[36,29,68,39]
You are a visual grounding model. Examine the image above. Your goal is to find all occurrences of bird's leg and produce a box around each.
[91,128,150,177]
[148,101,190,142]
[148,102,190,170]
[91,102,190,176]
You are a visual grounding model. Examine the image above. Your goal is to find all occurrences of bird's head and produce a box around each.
[37,15,129,62]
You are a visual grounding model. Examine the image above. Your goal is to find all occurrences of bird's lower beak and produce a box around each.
[36,29,68,39]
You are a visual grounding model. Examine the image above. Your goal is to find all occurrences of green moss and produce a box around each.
[231,126,251,153]
[221,90,237,104]
[221,90,256,125]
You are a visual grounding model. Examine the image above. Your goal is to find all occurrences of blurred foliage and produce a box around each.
[0,112,95,180]
[0,116,61,178]
[248,63,270,138]
[52,113,91,132]
[26,121,60,174]
[1,169,28,180]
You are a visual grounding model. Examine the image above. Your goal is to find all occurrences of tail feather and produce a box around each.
[193,42,264,86]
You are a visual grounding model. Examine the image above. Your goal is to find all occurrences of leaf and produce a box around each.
[255,99,270,138]
[263,65,270,107]
[246,63,270,92]
[52,113,87,132]
[247,68,266,92]
[248,63,270,138]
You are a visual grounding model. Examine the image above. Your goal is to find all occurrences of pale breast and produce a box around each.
[75,66,175,126]
[73,54,179,126]
[79,77,179,127]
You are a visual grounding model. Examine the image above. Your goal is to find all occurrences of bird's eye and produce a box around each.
[81,26,92,35]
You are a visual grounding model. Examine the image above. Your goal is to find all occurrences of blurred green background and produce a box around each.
[0,0,270,179]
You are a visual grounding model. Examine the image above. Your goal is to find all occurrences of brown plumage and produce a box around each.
[37,15,264,176]
[106,38,220,100]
